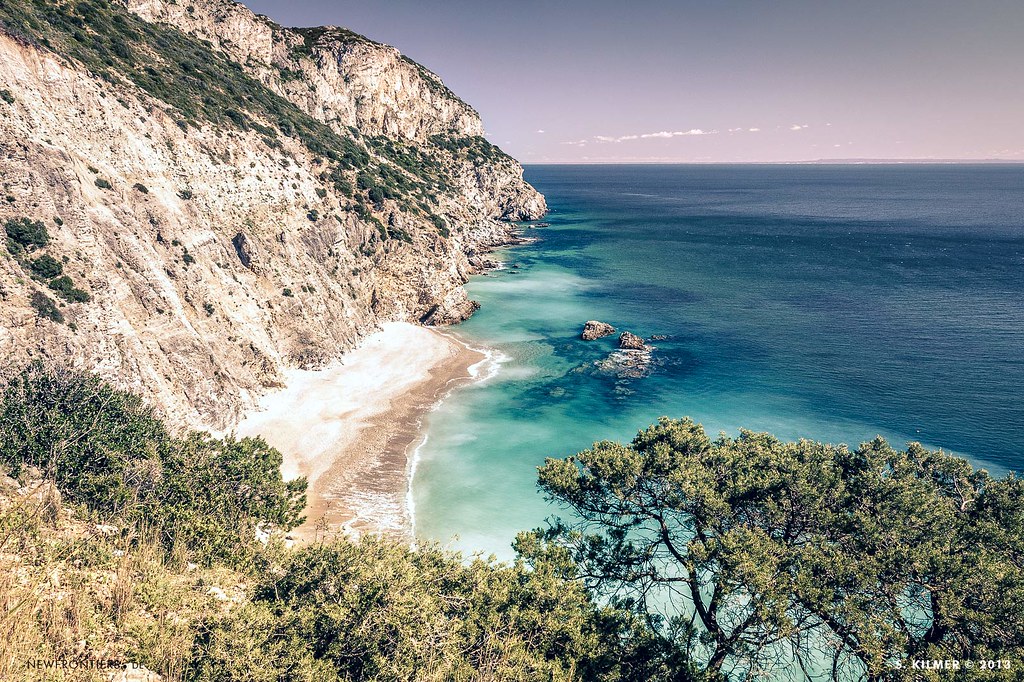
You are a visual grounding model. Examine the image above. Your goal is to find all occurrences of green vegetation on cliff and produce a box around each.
[0,0,525,241]
[3,217,91,319]
[3,216,49,254]
[0,0,367,166]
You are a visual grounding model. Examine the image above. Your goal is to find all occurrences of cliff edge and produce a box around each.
[0,0,545,429]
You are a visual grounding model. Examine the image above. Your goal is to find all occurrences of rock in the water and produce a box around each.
[596,349,652,379]
[581,320,616,340]
[618,331,646,350]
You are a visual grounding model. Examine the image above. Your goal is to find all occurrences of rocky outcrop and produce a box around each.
[0,0,545,430]
[595,349,653,379]
[581,320,616,341]
[122,0,545,222]
[126,0,484,140]
[618,331,647,350]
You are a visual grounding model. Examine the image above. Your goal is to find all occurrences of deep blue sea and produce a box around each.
[413,164,1024,558]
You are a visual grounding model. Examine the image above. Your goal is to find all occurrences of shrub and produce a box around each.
[94,178,113,190]
[28,254,63,279]
[188,538,619,681]
[0,89,14,104]
[282,287,293,297]
[3,217,49,254]
[48,275,91,303]
[367,185,385,207]
[28,291,63,322]
[0,364,306,563]
[178,189,193,200]
[133,182,149,194]
[431,214,450,237]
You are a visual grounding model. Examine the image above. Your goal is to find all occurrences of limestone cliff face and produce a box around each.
[0,0,544,429]
[127,0,486,141]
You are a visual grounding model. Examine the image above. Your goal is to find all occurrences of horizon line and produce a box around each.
[520,158,1024,166]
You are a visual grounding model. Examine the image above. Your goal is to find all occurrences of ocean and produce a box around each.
[412,164,1024,559]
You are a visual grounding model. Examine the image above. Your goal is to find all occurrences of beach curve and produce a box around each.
[233,321,486,542]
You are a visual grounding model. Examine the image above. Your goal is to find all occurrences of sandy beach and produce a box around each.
[234,322,484,541]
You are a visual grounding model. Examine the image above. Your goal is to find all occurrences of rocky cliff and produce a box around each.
[0,0,544,429]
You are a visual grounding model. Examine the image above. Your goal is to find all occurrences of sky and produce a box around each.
[242,0,1024,163]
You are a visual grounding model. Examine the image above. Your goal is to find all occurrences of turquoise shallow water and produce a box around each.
[413,164,1024,559]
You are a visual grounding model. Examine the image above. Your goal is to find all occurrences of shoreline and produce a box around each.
[405,333,506,535]
[233,322,486,542]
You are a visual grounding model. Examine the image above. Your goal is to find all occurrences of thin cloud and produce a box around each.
[639,129,713,139]
[748,128,760,132]
[790,124,809,131]
[536,129,546,133]
[567,129,717,145]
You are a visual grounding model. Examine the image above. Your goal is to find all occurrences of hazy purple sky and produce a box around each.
[242,0,1024,163]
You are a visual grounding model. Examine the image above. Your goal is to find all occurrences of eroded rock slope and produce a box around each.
[0,0,544,428]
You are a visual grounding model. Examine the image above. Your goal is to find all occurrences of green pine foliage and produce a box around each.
[535,417,1024,679]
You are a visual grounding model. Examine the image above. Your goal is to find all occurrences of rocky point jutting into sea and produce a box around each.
[0,0,545,432]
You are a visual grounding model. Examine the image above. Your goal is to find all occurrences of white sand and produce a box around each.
[233,322,481,540]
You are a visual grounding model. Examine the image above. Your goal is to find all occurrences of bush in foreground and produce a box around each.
[0,363,306,564]
[533,417,1024,680]
[0,365,675,681]
[3,365,1020,680]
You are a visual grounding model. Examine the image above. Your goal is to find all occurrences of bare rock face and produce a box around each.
[581,320,616,341]
[618,331,647,350]
[231,232,261,274]
[123,0,546,223]
[0,0,546,430]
